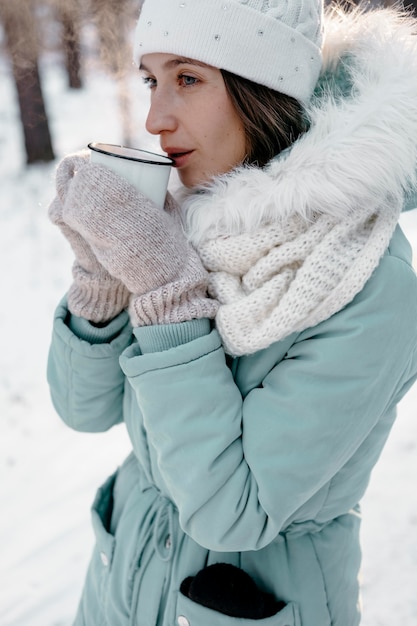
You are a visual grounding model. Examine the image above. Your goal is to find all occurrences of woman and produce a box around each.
[47,1,417,625]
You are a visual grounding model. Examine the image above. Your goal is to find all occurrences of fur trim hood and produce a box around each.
[179,6,417,246]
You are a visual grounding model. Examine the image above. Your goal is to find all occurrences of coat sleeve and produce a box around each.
[47,298,133,432]
[122,254,417,552]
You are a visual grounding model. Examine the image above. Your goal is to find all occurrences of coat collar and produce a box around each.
[178,6,417,246]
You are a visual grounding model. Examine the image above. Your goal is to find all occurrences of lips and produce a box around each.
[163,148,194,168]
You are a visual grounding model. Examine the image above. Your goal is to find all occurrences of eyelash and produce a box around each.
[141,73,199,89]
[141,76,157,88]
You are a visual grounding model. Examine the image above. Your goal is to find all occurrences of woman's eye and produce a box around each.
[179,74,198,87]
[141,76,157,89]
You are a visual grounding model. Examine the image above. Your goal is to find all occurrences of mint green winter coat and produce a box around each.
[48,224,417,626]
[47,7,417,626]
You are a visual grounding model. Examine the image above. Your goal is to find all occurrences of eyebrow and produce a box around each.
[139,56,209,72]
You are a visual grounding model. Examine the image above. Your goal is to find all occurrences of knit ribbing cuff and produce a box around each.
[134,318,211,353]
[68,309,130,344]
[68,269,131,323]
[129,282,219,327]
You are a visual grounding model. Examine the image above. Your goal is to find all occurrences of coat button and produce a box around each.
[177,616,189,626]
[100,551,109,567]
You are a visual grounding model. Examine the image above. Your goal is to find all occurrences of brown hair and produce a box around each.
[221,70,306,168]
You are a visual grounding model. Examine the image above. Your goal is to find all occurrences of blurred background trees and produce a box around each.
[0,0,142,164]
[1,0,415,166]
[57,0,83,90]
[0,0,55,163]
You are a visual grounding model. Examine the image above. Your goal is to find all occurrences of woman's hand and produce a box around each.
[60,160,218,326]
[49,152,130,323]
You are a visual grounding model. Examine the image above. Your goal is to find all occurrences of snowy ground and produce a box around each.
[1,40,417,626]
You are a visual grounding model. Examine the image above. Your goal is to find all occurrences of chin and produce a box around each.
[179,172,203,188]
[179,169,219,189]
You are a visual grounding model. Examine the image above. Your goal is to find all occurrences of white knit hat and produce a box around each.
[133,0,323,103]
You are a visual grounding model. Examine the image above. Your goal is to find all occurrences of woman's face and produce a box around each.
[140,53,247,188]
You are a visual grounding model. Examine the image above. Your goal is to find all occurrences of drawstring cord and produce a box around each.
[129,492,176,582]
[153,497,175,562]
[128,493,176,626]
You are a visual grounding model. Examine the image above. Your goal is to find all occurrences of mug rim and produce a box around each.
[88,142,174,166]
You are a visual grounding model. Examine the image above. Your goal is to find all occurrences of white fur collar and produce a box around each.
[176,6,417,246]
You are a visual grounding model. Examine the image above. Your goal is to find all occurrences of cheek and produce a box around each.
[207,107,246,165]
[232,123,247,161]
[221,122,246,166]
[223,104,246,156]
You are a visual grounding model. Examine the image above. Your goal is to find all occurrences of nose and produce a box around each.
[145,90,177,136]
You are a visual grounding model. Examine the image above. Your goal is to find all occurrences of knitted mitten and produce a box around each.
[49,152,130,323]
[180,563,285,619]
[61,162,218,327]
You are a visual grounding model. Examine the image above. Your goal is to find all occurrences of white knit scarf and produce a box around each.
[196,205,400,356]
[176,7,417,356]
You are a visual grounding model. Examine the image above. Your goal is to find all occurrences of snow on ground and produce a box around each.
[0,40,417,626]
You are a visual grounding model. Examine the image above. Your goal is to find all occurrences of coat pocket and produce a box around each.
[90,472,117,592]
[91,471,117,563]
[74,472,119,625]
[175,593,301,626]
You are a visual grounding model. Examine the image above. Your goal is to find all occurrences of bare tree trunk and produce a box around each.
[117,73,135,146]
[0,0,55,164]
[90,0,137,145]
[58,0,82,89]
